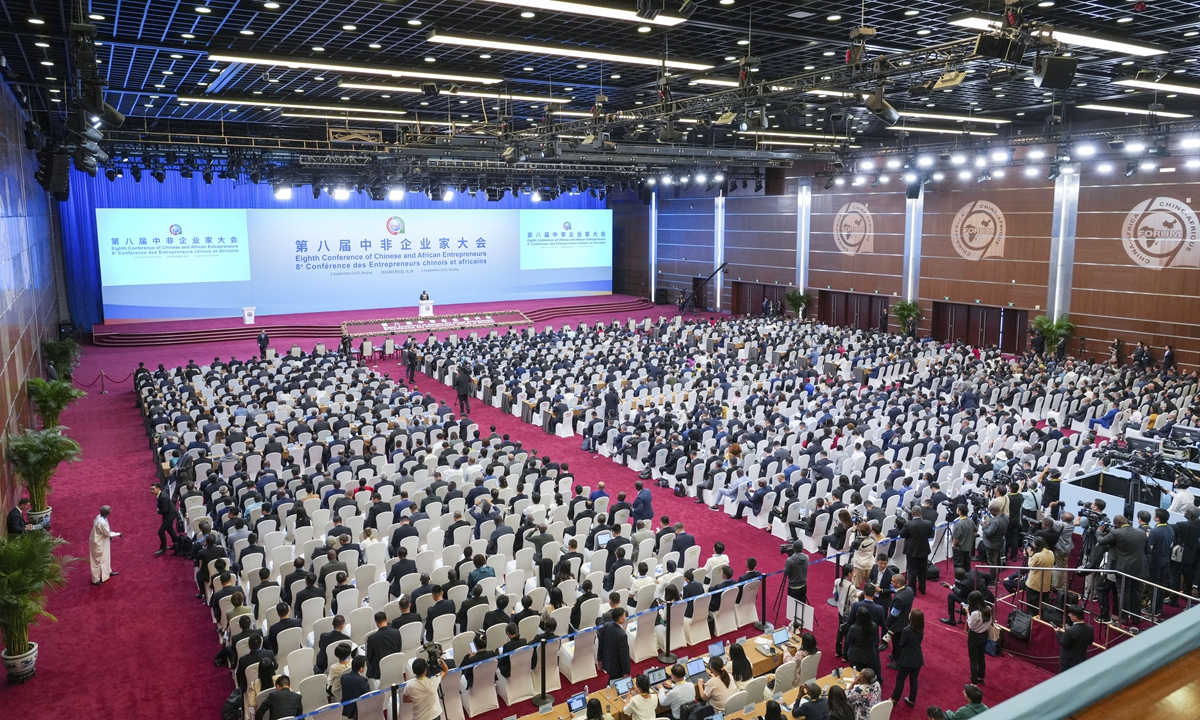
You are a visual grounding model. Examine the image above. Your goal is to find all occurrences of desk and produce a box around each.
[723,674,844,720]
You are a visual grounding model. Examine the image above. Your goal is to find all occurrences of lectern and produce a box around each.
[419,299,434,317]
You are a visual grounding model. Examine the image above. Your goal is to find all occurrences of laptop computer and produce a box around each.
[613,677,633,697]
[566,693,588,716]
[646,667,668,686]
[595,531,612,547]
[708,641,724,660]
[772,628,790,647]
[686,658,709,682]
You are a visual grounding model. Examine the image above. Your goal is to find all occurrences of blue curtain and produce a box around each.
[59,169,605,329]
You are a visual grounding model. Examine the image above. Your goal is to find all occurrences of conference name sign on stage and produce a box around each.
[95,208,612,321]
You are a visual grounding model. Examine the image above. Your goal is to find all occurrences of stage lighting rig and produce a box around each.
[847,26,876,66]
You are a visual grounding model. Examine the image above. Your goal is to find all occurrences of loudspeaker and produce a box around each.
[905,179,922,200]
[47,152,70,198]
[864,91,900,125]
[1033,55,1078,89]
[974,34,1027,63]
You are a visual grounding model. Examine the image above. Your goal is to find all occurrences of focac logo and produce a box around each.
[168,224,183,236]
[951,200,1007,261]
[832,202,874,255]
[563,221,572,231]
[1121,197,1200,270]
[385,216,406,235]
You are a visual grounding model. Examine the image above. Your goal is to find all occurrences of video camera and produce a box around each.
[1075,501,1109,528]
[421,642,444,672]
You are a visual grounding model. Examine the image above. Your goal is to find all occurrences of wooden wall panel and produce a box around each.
[920,179,1054,334]
[657,197,714,307]
[809,185,906,321]
[610,198,650,298]
[0,81,61,522]
[722,194,796,313]
[1073,171,1200,367]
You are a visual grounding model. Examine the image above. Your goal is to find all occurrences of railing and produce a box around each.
[288,568,790,720]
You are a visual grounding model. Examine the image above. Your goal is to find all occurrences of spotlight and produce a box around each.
[1097,163,1113,174]
[1126,141,1146,154]
[442,188,454,201]
[1046,164,1061,180]
[695,172,707,183]
[864,88,900,125]
[131,165,143,182]
[105,168,117,181]
[202,170,214,184]
[977,169,991,183]
[713,173,725,182]
[152,168,166,183]
[870,175,880,187]
[974,154,987,168]
[1125,160,1138,177]
[916,155,934,168]
[1108,137,1126,151]
[180,167,193,179]
[1024,167,1038,177]
[903,172,917,183]
[950,153,966,165]
[754,179,763,192]
[274,185,293,200]
[1148,138,1169,157]
[661,175,673,185]
[389,188,405,201]
[958,170,971,180]
[250,171,261,184]
[823,177,834,190]
[312,184,322,199]
[333,187,351,200]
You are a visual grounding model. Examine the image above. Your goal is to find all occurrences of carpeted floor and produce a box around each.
[3,305,1057,720]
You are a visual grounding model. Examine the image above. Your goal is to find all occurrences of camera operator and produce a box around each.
[1041,508,1075,591]
[1005,482,1025,561]
[979,500,1008,567]
[403,655,449,720]
[1075,499,1109,566]
[950,506,977,574]
[784,540,810,604]
[938,567,993,626]
[1167,477,1198,515]
[1095,515,1149,626]
[1024,537,1055,614]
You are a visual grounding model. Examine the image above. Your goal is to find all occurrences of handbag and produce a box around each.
[1007,609,1033,641]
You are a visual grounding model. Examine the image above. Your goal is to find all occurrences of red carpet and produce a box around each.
[4,304,1054,720]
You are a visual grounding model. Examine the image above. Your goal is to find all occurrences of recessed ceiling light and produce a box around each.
[917,29,931,35]
[1037,1,1054,6]
[420,101,428,106]
[40,61,54,66]
[1187,31,1200,37]
[50,98,61,103]
[369,43,382,49]
[195,6,211,13]
[737,39,750,46]
[170,53,184,58]
[343,24,357,31]
[208,67,222,72]
[459,99,468,104]
[408,19,422,26]
[295,88,304,92]
[240,29,254,35]
[524,66,535,71]
[576,63,588,69]
[181,33,195,39]
[480,54,491,59]
[904,9,919,15]
[804,65,814,70]
[88,13,105,20]
[563,86,573,91]
[611,73,621,78]
[253,90,263,94]
[425,56,437,62]
[341,96,351,100]
[638,25,651,33]
[197,82,208,86]
[145,103,154,107]
[822,51,835,56]
[521,11,535,17]
[719,0,734,4]
[313,46,325,52]
[28,17,45,24]
[381,94,390,98]
[48,88,59,93]
[724,56,736,61]
[314,76,325,80]
[35,42,49,48]
[1117,16,1133,23]
[264,2,280,8]
[826,14,841,21]
[162,70,175,75]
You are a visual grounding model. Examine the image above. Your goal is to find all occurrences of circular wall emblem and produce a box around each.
[385,216,406,235]
[832,202,874,255]
[1121,197,1200,270]
[950,200,1007,261]
[563,221,572,231]
[168,224,183,236]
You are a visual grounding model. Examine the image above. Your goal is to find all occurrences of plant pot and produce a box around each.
[27,507,51,530]
[2,642,38,684]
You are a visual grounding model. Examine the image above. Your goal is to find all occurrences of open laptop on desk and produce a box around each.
[646,667,668,687]
[613,677,634,698]
[566,693,588,717]
[708,641,725,660]
[686,657,709,683]
[772,628,790,647]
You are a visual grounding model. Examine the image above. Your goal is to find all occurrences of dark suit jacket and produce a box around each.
[1057,621,1094,670]
[365,626,403,679]
[236,648,276,690]
[596,621,631,678]
[255,688,303,720]
[893,627,924,669]
[267,617,301,654]
[425,598,456,641]
[316,629,351,673]
[670,532,696,555]
[901,517,934,560]
[340,672,372,719]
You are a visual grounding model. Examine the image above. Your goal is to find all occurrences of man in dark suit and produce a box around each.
[485,594,513,630]
[497,623,527,678]
[681,569,704,618]
[707,566,736,611]
[1173,506,1200,598]
[236,634,275,690]
[293,573,324,619]
[257,330,270,359]
[365,611,402,680]
[318,549,349,588]
[1096,515,1148,623]
[885,575,914,647]
[1056,605,1094,672]
[569,580,598,631]
[596,608,632,679]
[389,596,422,630]
[631,480,654,522]
[670,523,696,555]
[340,657,372,719]
[900,513,934,594]
[255,675,304,720]
[316,614,351,674]
[425,584,456,641]
[456,585,489,632]
[267,602,302,654]
[733,479,771,520]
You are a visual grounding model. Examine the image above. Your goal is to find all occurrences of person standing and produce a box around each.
[1055,605,1093,672]
[453,369,473,415]
[950,506,976,574]
[596,607,631,679]
[151,483,178,556]
[257,330,270,359]
[901,512,934,594]
[405,345,420,383]
[889,609,924,708]
[964,591,991,686]
[89,505,120,584]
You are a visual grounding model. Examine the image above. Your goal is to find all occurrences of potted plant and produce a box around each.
[1032,314,1076,355]
[784,289,813,319]
[892,300,922,336]
[25,379,86,430]
[40,339,82,381]
[0,530,74,683]
[6,428,82,529]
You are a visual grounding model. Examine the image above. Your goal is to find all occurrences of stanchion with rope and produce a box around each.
[72,369,134,394]
[657,601,677,665]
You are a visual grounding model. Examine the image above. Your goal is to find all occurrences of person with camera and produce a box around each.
[949,505,977,574]
[979,500,1008,568]
[784,539,810,604]
[404,654,449,720]
[1023,537,1056,615]
[1093,515,1148,626]
[1055,605,1094,672]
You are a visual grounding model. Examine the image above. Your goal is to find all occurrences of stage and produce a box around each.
[90,294,657,347]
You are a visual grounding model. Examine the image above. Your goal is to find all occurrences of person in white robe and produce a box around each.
[89,505,121,584]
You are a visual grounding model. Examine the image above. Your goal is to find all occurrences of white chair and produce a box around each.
[743,675,768,705]
[559,628,598,684]
[432,614,456,644]
[276,626,304,660]
[683,593,712,645]
[496,645,536,705]
[286,647,315,682]
[773,660,797,695]
[711,587,739,636]
[655,600,687,654]
[534,637,563,694]
[460,658,500,716]
[725,690,748,716]
[869,699,895,720]
[627,611,658,663]
[735,580,760,628]
[798,652,822,685]
[299,674,327,712]
[380,651,409,686]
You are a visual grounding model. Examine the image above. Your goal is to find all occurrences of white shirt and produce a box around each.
[1169,488,1196,515]
[702,553,730,575]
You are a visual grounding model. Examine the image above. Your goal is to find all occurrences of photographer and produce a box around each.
[1039,510,1075,591]
[1095,515,1148,626]
[403,655,449,720]
[1024,537,1055,615]
[949,505,977,574]
[979,500,1008,567]
[784,540,810,604]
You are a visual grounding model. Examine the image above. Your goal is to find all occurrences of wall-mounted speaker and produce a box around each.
[1033,55,1078,89]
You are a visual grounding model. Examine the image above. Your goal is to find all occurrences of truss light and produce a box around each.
[694,77,740,88]
[1077,103,1192,119]
[333,187,351,200]
[1025,166,1039,176]
[916,156,934,168]
[274,185,293,200]
[898,110,1011,124]
[1126,141,1146,153]
[860,160,875,171]
[737,130,851,142]
[205,52,504,84]
[885,126,997,137]
[1186,159,1200,168]
[479,0,684,25]
[280,112,454,126]
[425,30,713,70]
[177,96,413,116]
[948,13,1166,56]
[1028,149,1046,160]
[1126,161,1139,177]
[886,159,901,169]
[338,82,567,103]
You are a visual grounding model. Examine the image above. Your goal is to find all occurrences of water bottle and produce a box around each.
[585,684,590,697]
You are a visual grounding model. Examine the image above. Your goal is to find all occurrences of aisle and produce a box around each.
[393,360,1056,718]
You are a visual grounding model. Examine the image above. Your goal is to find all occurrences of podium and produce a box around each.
[242,306,256,325]
[419,300,434,317]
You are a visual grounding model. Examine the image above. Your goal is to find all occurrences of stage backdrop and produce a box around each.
[59,169,609,328]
